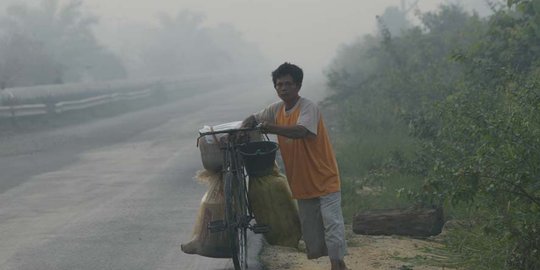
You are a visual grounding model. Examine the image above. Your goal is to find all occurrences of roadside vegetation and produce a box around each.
[324,1,540,269]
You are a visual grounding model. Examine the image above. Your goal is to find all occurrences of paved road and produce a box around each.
[0,78,277,270]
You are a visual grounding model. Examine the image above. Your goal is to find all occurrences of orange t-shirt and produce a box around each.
[275,100,340,199]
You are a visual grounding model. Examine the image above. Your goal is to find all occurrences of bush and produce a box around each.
[325,2,540,269]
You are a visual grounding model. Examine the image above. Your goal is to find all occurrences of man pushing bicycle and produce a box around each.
[242,62,349,270]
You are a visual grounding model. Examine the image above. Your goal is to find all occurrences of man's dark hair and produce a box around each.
[271,62,303,87]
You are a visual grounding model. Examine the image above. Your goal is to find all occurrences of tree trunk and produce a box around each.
[353,207,444,237]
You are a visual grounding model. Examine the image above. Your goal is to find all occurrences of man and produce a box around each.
[242,62,348,270]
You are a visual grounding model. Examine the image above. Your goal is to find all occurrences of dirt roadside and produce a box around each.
[260,225,449,270]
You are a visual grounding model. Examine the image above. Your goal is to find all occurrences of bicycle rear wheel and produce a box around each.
[224,171,248,270]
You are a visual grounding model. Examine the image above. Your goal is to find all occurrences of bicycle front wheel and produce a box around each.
[224,171,248,270]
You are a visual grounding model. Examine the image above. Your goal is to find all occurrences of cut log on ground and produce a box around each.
[353,207,444,237]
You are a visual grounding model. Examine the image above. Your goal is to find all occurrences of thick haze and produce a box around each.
[86,0,491,75]
[0,0,492,81]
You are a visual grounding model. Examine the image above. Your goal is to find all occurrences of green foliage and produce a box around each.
[414,3,540,268]
[325,3,486,210]
[377,6,412,37]
[325,2,540,269]
[441,218,511,269]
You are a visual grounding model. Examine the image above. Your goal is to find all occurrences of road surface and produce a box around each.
[0,78,277,270]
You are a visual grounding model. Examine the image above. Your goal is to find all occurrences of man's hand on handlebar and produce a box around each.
[241,115,258,128]
[257,121,271,134]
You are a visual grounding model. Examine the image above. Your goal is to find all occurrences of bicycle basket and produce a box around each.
[239,141,279,177]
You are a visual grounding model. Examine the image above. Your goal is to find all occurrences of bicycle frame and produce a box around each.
[199,127,257,270]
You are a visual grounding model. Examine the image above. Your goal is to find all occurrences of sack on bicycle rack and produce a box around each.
[198,135,223,173]
[181,170,231,258]
[249,166,302,248]
[198,121,263,173]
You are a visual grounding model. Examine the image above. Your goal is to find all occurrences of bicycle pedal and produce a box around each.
[252,224,270,234]
[208,220,227,233]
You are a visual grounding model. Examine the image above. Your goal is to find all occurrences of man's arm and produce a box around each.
[242,101,280,128]
[259,121,313,139]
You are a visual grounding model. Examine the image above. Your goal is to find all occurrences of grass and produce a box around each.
[333,119,423,223]
[332,120,521,269]
[340,172,423,224]
[330,113,510,269]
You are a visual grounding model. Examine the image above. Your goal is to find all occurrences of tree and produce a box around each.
[325,2,540,268]
[378,6,412,37]
[0,0,126,87]
[137,10,267,78]
[0,30,59,87]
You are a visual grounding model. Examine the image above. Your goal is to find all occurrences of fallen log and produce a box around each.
[353,207,444,237]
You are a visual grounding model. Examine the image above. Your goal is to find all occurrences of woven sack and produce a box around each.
[249,166,302,248]
[181,170,231,258]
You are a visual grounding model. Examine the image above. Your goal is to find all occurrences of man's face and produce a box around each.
[275,74,301,103]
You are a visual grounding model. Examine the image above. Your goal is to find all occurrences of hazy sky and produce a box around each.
[1,0,492,76]
[87,0,415,73]
[87,0,493,75]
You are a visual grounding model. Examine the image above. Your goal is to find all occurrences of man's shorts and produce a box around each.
[297,191,347,260]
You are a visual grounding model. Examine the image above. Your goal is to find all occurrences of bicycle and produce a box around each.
[198,126,276,270]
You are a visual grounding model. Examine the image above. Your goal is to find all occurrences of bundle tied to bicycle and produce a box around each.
[181,121,301,258]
